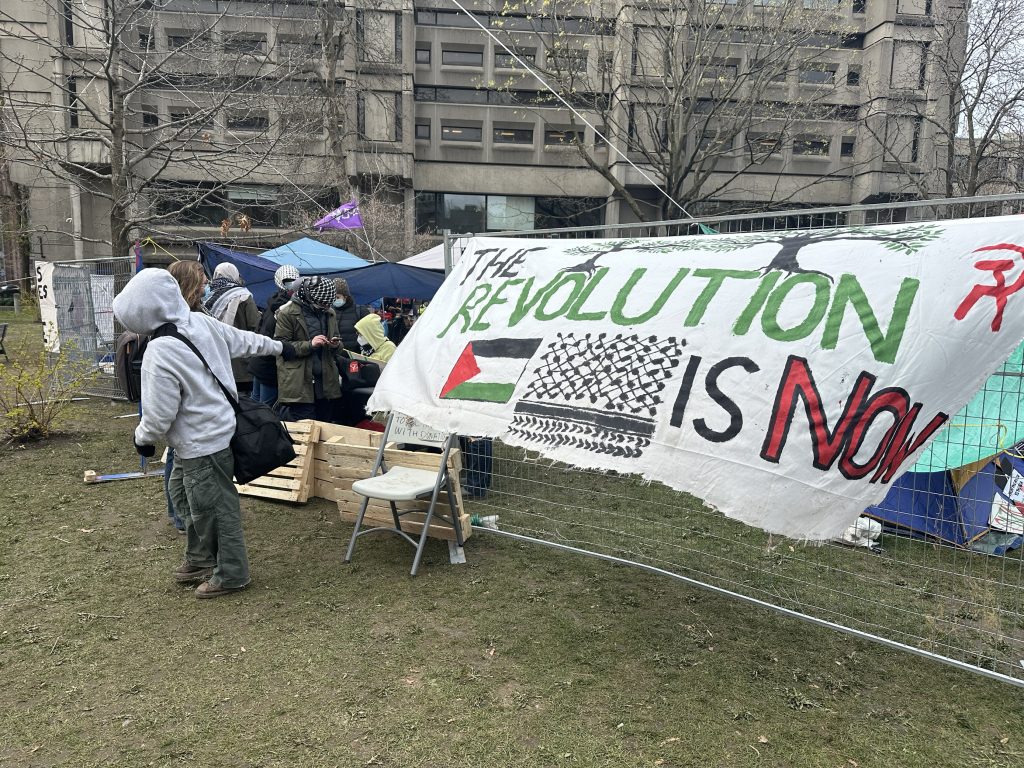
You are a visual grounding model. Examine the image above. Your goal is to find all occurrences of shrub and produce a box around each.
[0,334,97,442]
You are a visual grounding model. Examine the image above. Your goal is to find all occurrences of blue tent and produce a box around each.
[258,238,368,271]
[865,453,1024,556]
[197,242,445,309]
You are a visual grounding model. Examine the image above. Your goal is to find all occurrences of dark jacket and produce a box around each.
[228,296,261,385]
[274,300,344,403]
[248,289,290,385]
[335,302,368,352]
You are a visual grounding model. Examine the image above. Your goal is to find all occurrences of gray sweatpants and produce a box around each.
[167,447,251,590]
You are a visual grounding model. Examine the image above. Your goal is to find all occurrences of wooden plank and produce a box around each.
[314,479,342,502]
[238,419,318,502]
[294,421,321,503]
[265,464,303,479]
[242,475,301,491]
[284,419,315,435]
[338,504,470,542]
[236,484,300,502]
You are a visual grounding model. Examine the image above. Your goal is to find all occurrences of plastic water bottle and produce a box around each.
[471,514,500,530]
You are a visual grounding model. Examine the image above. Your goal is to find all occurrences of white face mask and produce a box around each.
[357,334,367,347]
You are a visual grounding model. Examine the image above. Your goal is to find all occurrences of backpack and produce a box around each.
[114,331,149,402]
[340,356,381,391]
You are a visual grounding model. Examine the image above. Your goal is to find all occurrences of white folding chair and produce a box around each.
[343,412,463,576]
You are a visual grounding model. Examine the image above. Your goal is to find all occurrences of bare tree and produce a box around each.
[490,0,857,220]
[870,0,1024,198]
[0,0,348,259]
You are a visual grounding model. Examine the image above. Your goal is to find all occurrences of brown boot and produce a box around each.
[173,563,214,584]
[195,581,248,599]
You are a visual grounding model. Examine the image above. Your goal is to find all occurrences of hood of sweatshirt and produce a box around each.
[354,313,388,351]
[112,268,190,334]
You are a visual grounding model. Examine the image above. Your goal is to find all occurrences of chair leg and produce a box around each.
[389,500,403,531]
[410,501,437,577]
[344,496,371,564]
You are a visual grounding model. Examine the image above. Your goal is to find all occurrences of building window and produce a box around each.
[495,49,536,68]
[442,193,486,231]
[885,116,922,163]
[841,137,856,157]
[545,128,583,146]
[896,0,931,13]
[847,66,861,86]
[441,125,483,142]
[698,133,732,153]
[357,93,402,141]
[853,0,867,12]
[799,65,837,84]
[224,33,267,56]
[415,45,431,64]
[628,104,667,150]
[169,108,215,130]
[751,60,788,82]
[142,107,159,127]
[441,49,484,66]
[493,127,534,144]
[746,133,784,162]
[227,111,269,132]
[487,196,535,230]
[415,192,605,233]
[548,48,587,73]
[167,32,210,50]
[61,0,74,46]
[137,31,152,50]
[891,41,929,88]
[67,76,79,128]
[356,10,402,64]
[277,35,322,63]
[415,122,430,140]
[701,59,738,81]
[793,136,831,156]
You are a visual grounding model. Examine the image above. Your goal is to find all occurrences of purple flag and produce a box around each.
[314,199,364,231]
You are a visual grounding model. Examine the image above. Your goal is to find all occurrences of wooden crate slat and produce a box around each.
[238,420,319,502]
[236,484,300,502]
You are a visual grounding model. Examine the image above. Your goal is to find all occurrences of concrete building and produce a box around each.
[0,0,963,273]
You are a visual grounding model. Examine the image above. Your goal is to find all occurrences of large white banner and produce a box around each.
[369,217,1024,539]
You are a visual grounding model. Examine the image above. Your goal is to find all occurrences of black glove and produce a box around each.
[135,440,155,458]
[280,341,298,361]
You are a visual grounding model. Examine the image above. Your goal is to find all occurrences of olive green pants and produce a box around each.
[167,447,250,590]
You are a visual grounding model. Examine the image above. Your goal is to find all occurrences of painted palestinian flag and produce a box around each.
[440,338,543,403]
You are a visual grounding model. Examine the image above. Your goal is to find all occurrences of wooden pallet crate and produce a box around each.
[322,433,471,541]
[236,420,321,503]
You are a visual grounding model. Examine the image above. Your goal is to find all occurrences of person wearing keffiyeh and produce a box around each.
[273,275,346,422]
[203,262,261,394]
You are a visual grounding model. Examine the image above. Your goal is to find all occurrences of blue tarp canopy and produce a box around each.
[258,237,368,271]
[197,242,445,309]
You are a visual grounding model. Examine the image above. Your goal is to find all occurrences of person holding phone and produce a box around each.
[273,276,346,422]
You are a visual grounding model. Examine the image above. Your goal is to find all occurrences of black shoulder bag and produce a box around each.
[157,326,296,484]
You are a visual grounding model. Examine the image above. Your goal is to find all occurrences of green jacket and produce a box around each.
[273,301,343,403]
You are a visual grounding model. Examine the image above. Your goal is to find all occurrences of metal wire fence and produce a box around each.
[43,257,135,399]
[446,193,1024,687]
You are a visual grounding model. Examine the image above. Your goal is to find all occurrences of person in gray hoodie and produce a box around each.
[112,268,297,599]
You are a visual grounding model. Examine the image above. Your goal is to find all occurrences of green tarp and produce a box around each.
[912,338,1024,472]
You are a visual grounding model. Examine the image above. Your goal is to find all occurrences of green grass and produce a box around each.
[2,312,1024,767]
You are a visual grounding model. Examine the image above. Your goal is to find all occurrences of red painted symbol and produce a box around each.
[954,243,1024,332]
